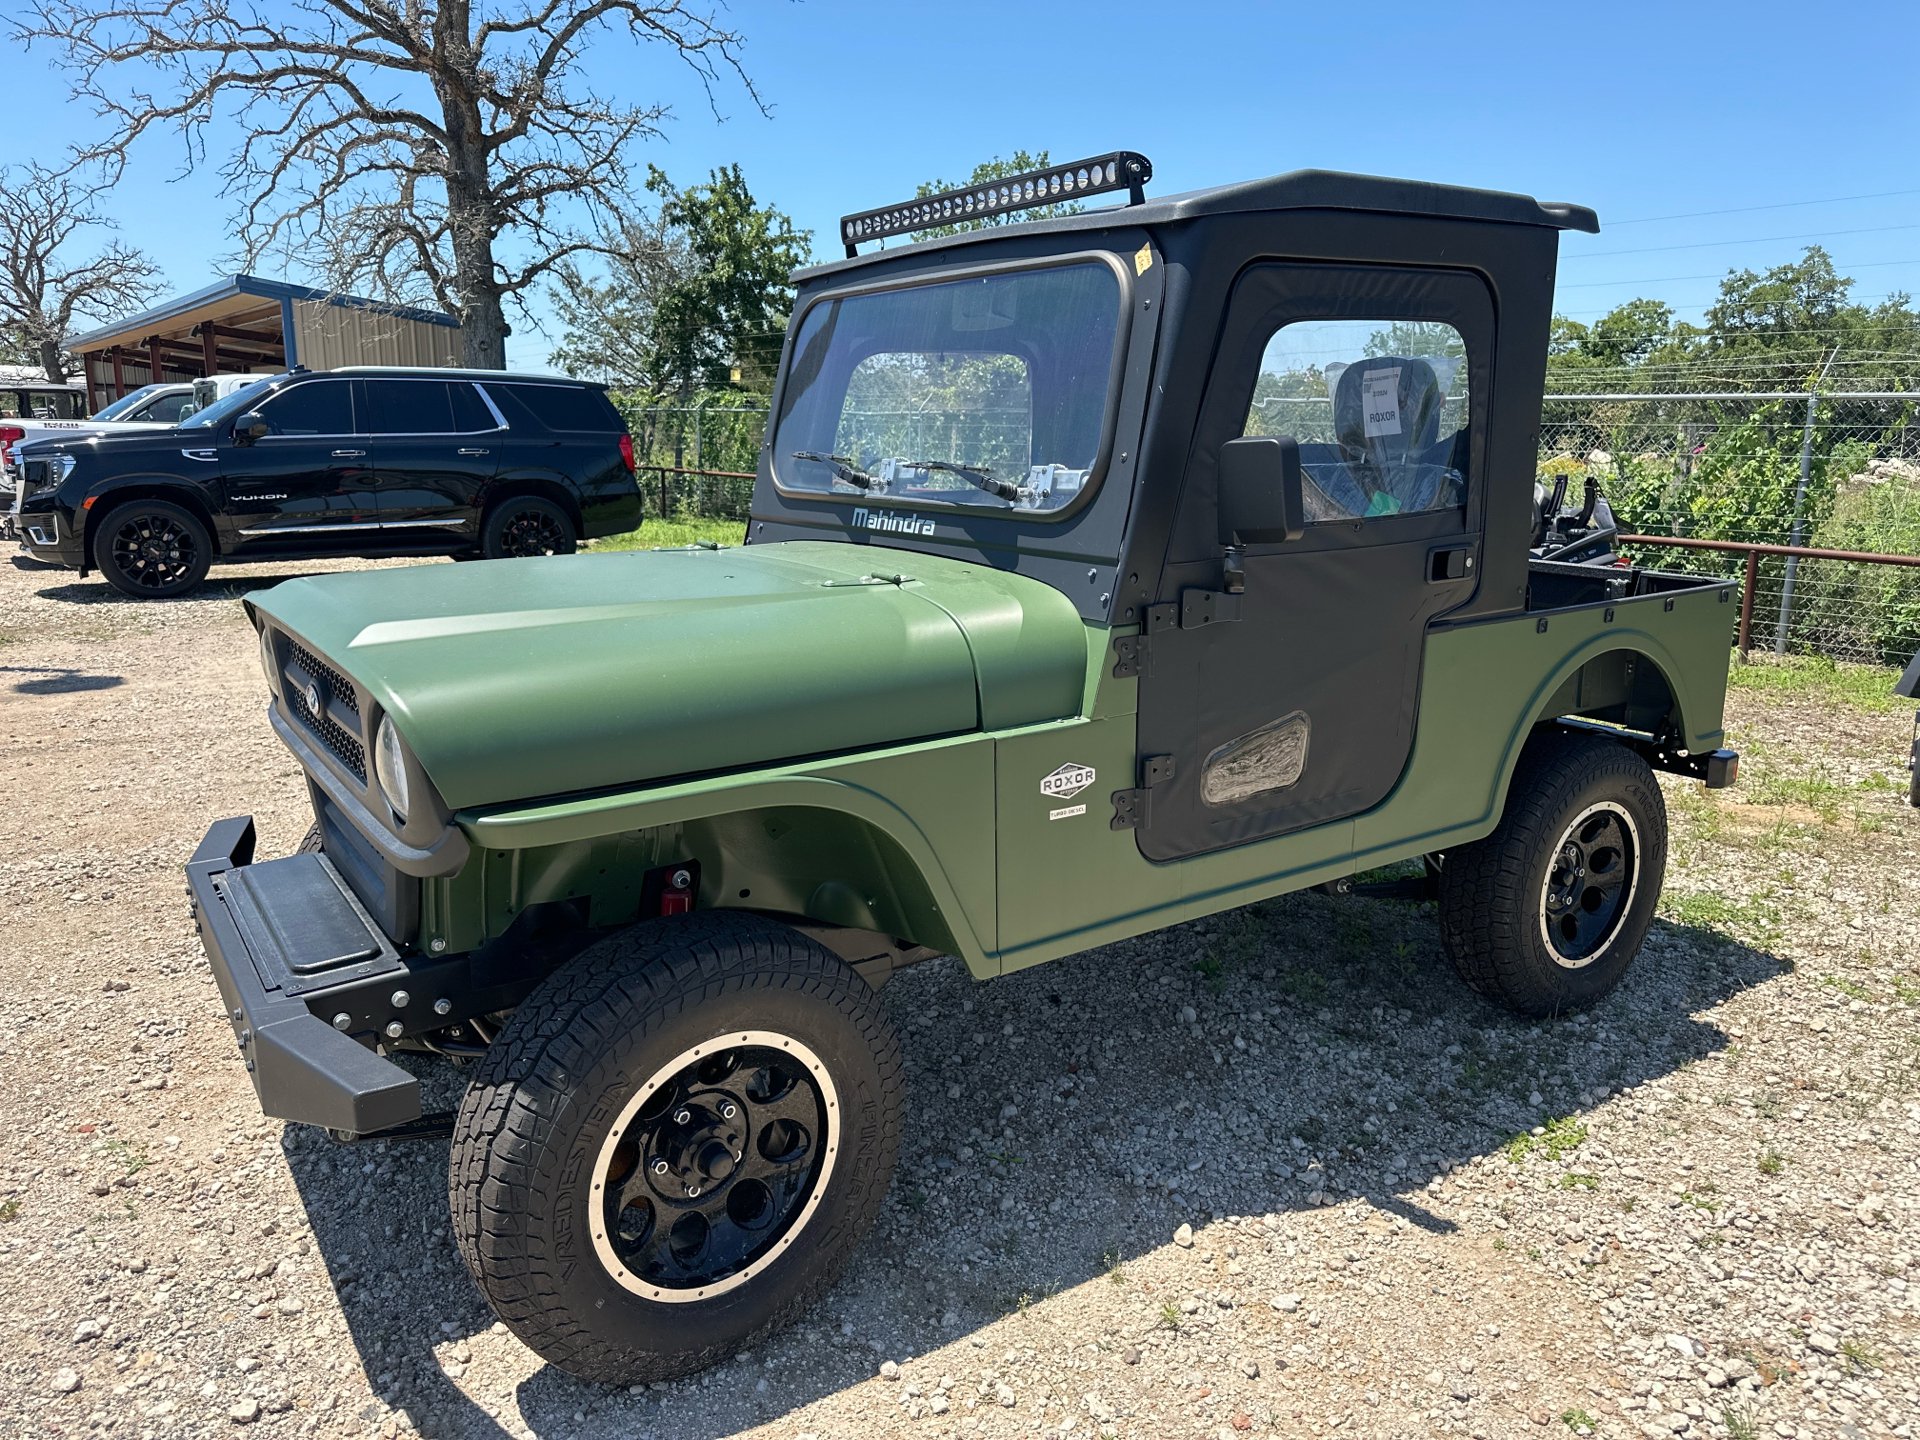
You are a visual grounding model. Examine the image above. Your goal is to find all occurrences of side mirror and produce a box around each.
[1217,435,1305,547]
[235,412,269,444]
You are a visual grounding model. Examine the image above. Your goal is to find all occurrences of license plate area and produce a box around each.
[217,853,405,997]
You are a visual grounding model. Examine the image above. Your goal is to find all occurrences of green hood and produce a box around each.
[252,541,1089,809]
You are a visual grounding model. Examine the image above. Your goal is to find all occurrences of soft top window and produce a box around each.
[772,260,1123,514]
[1243,318,1469,521]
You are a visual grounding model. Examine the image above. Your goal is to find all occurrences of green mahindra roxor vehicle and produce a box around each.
[189,153,1739,1382]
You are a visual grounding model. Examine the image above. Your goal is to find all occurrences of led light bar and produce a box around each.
[840,150,1153,257]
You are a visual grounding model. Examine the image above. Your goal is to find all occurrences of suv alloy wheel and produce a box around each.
[92,498,213,598]
[481,496,577,558]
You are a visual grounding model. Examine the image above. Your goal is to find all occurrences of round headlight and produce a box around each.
[374,714,411,822]
[257,627,280,698]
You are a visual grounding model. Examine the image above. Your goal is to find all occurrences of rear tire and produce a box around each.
[92,499,212,598]
[448,911,902,1384]
[1437,731,1667,1017]
[480,496,576,559]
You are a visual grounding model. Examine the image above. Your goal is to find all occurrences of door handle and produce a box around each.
[456,448,489,456]
[1428,545,1474,582]
[331,449,367,458]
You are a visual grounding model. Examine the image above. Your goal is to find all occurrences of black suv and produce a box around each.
[7,366,643,597]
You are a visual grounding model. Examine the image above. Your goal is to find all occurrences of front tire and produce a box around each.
[1437,731,1667,1017]
[480,496,577,558]
[92,499,212,598]
[448,911,902,1384]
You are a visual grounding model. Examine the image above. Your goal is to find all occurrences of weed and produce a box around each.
[1193,952,1225,992]
[1492,1236,1508,1251]
[1560,1407,1597,1433]
[904,1188,927,1212]
[1619,1196,1638,1213]
[0,1199,18,1221]
[1722,1407,1759,1440]
[1335,910,1374,961]
[1663,890,1782,946]
[1725,653,1907,714]
[1757,1148,1784,1176]
[1752,1093,1780,1120]
[1820,973,1871,1001]
[1892,975,1920,1005]
[1101,1246,1127,1286]
[1526,1246,1542,1261]
[1388,940,1419,985]
[1159,1301,1182,1330]
[1002,1230,1020,1256]
[100,1139,150,1177]
[1840,1339,1884,1373]
[1560,1172,1598,1190]
[1539,1115,1587,1160]
[1502,1133,1532,1164]
[1681,1191,1719,1212]
[986,1151,1023,1165]
[1692,1231,1726,1249]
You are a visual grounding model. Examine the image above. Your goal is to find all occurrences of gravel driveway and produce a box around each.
[0,551,1915,1440]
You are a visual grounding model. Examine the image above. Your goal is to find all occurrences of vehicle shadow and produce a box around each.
[33,573,357,605]
[2,663,125,694]
[283,890,1788,1439]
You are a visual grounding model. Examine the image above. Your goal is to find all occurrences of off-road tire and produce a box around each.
[92,499,212,598]
[296,824,324,854]
[480,496,577,559]
[1437,731,1667,1017]
[448,911,902,1384]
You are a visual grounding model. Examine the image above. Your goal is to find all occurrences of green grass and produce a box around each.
[1726,652,1908,713]
[586,515,747,551]
[1757,1148,1784,1176]
[1560,1172,1598,1190]
[1159,1301,1182,1329]
[1560,1407,1597,1433]
[1723,1407,1759,1440]
[1820,973,1872,1001]
[1661,889,1782,945]
[0,1198,18,1221]
[1841,1339,1884,1372]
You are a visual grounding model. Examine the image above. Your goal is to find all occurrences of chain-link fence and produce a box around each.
[614,399,770,520]
[1539,390,1920,665]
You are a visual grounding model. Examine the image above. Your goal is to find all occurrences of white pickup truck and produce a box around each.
[3,374,281,526]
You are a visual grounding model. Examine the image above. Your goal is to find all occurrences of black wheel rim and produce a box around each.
[108,512,198,591]
[497,507,567,557]
[591,1033,836,1301]
[1539,802,1640,969]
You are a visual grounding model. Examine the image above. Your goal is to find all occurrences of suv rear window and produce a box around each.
[483,382,618,432]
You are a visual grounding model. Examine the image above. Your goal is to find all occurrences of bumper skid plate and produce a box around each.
[189,816,422,1134]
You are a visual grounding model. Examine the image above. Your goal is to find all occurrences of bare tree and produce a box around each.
[0,165,165,384]
[15,0,760,368]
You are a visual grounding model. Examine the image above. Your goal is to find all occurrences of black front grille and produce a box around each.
[288,640,359,715]
[282,637,367,783]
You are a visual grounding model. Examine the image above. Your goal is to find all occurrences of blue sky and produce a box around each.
[8,0,1920,366]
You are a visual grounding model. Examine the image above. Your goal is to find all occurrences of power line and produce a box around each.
[1555,257,1920,291]
[1607,187,1920,227]
[1564,221,1920,261]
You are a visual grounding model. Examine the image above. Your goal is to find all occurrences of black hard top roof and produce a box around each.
[796,167,1597,282]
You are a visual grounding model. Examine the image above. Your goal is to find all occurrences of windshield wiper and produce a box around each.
[791,451,878,491]
[905,458,1025,503]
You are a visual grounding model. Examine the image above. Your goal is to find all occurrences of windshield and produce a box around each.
[92,385,168,421]
[772,260,1122,513]
[179,378,275,430]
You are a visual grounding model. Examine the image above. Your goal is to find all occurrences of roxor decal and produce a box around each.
[1040,763,1096,800]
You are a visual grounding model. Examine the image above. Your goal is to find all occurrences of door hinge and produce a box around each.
[1111,634,1145,679]
[1111,754,1176,829]
[1180,588,1241,628]
[1143,602,1180,635]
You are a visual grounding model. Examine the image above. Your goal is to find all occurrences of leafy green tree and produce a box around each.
[548,165,809,395]
[911,151,1084,239]
[645,165,811,393]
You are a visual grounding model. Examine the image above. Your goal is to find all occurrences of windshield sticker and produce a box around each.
[1361,368,1403,438]
[851,507,937,537]
[1040,762,1096,800]
[1049,804,1087,821]
[1133,244,1153,276]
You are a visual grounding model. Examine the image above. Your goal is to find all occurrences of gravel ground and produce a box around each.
[1,550,1916,1440]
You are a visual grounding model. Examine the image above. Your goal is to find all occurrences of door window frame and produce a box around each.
[1170,261,1496,565]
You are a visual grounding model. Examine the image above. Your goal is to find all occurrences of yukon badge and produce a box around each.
[1040,763,1096,800]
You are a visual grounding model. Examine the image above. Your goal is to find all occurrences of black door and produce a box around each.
[1134,263,1494,862]
[224,377,378,551]
[364,377,502,545]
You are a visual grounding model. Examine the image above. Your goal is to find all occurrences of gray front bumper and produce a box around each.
[188,816,422,1134]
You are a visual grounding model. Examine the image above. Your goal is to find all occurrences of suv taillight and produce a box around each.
[617,432,635,473]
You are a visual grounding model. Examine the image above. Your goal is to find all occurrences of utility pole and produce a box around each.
[1773,348,1839,655]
